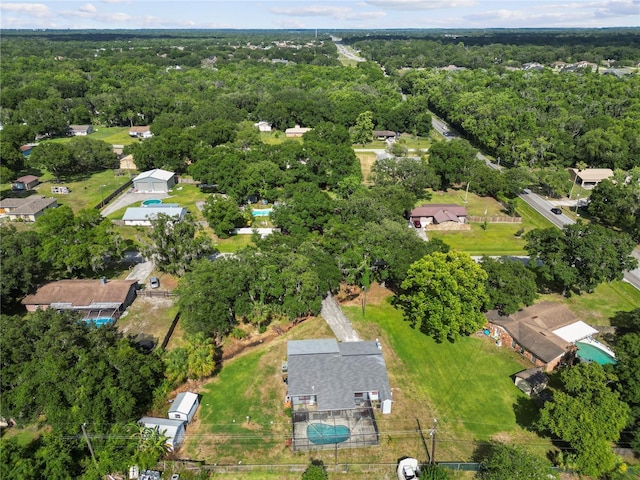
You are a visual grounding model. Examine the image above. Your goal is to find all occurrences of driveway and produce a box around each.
[100,188,169,217]
[320,294,361,342]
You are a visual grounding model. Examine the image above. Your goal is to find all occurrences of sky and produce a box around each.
[0,0,638,30]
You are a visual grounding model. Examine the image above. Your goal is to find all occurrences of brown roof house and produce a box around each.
[22,279,138,324]
[410,204,468,229]
[0,196,57,221]
[11,175,40,191]
[486,302,598,372]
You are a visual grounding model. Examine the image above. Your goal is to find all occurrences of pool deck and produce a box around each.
[292,408,379,451]
[578,337,616,358]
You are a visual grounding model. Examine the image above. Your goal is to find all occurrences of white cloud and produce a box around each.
[365,0,477,10]
[270,4,385,21]
[79,3,97,13]
[0,2,51,18]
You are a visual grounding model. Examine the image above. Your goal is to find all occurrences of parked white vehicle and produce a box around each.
[397,457,421,480]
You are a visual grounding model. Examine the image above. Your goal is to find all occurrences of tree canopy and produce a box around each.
[536,362,629,478]
[397,252,489,342]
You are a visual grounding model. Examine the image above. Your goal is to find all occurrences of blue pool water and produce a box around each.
[252,208,273,217]
[307,423,350,445]
[142,199,162,206]
[86,317,114,327]
[576,341,617,365]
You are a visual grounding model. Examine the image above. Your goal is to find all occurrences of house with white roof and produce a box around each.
[122,206,186,226]
[168,392,199,423]
[133,169,176,193]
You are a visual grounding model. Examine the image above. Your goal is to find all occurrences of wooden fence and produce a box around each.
[467,215,522,223]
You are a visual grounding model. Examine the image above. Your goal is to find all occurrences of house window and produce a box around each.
[175,414,181,419]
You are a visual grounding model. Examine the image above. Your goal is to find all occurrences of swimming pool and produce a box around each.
[576,339,617,365]
[142,199,162,206]
[306,423,350,445]
[252,208,273,217]
[86,317,114,327]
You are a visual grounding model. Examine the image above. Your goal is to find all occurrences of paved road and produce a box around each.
[518,189,640,290]
[333,38,366,63]
[518,189,575,229]
[320,294,361,342]
[430,116,502,170]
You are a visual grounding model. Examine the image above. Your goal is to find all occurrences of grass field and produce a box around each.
[32,170,132,212]
[44,127,138,146]
[541,281,640,327]
[355,151,377,183]
[183,296,544,475]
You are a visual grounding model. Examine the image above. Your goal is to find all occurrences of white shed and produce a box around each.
[133,169,176,193]
[168,391,199,423]
[138,417,186,452]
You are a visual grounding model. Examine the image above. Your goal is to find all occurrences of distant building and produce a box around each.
[0,196,57,221]
[133,168,176,193]
[254,121,272,132]
[285,125,312,137]
[128,126,153,138]
[570,168,614,189]
[11,175,39,191]
[373,130,398,141]
[67,124,94,136]
[409,204,467,226]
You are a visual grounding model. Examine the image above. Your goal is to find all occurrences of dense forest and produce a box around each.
[1,29,639,479]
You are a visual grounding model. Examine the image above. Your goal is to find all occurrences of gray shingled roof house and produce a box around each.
[286,339,392,451]
[0,196,57,222]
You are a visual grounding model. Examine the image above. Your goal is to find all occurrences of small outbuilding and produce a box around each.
[138,417,186,452]
[11,175,40,191]
[514,368,548,396]
[133,168,176,193]
[168,392,199,423]
[254,121,272,132]
[68,124,94,136]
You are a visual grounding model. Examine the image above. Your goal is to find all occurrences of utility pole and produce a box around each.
[81,423,98,468]
[429,418,438,465]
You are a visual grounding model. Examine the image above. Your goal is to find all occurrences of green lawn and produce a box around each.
[43,127,138,146]
[186,300,545,469]
[426,192,559,256]
[216,234,254,253]
[31,170,132,212]
[541,281,640,327]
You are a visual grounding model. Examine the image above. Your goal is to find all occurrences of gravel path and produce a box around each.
[320,294,361,342]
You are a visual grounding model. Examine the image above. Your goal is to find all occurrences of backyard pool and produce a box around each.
[576,339,617,365]
[86,317,114,327]
[307,423,350,445]
[252,208,273,217]
[142,199,162,206]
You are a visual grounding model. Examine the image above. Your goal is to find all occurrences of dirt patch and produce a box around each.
[337,282,393,307]
[117,295,178,347]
